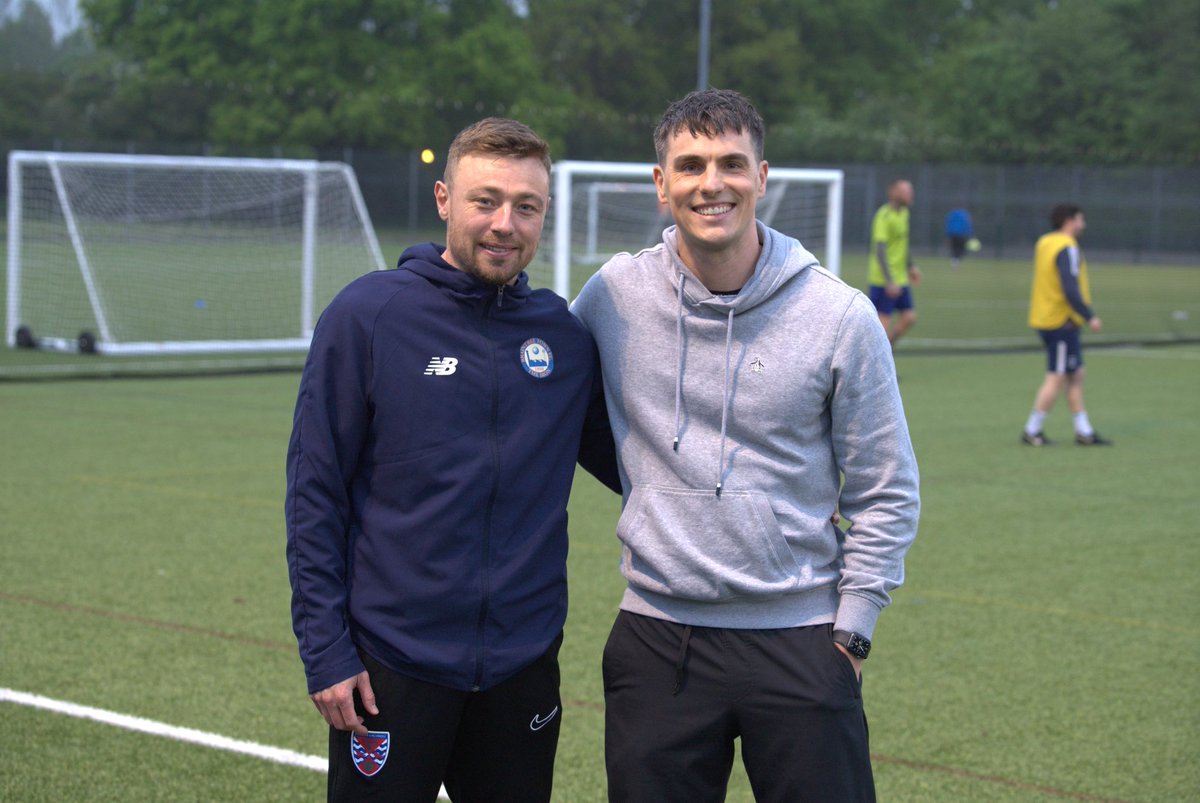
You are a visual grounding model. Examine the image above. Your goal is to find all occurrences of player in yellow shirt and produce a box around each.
[1021,204,1110,446]
[867,179,921,345]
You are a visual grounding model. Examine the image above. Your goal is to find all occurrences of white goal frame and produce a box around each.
[550,160,843,298]
[6,151,387,355]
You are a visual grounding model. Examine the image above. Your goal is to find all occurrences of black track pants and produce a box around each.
[328,636,563,802]
[603,611,875,803]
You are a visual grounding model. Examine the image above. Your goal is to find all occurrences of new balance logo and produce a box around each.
[423,357,458,376]
[529,706,559,732]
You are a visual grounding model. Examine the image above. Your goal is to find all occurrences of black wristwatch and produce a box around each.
[832,630,871,660]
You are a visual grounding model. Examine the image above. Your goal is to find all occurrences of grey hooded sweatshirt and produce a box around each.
[571,222,919,638]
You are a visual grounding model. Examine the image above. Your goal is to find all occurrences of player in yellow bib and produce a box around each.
[867,179,921,345]
[1020,204,1110,446]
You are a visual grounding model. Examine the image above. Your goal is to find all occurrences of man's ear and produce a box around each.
[652,165,667,205]
[434,181,450,221]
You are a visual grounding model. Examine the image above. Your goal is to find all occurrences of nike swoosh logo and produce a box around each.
[529,706,560,732]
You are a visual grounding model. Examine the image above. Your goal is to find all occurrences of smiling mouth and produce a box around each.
[481,243,516,255]
[695,204,733,216]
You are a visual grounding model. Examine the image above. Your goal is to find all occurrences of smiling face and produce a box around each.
[653,127,768,273]
[435,153,550,286]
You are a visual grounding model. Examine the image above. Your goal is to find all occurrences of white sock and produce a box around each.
[1025,410,1047,436]
[1074,411,1094,437]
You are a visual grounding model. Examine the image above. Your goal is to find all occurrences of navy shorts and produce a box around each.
[868,285,914,314]
[1038,325,1084,374]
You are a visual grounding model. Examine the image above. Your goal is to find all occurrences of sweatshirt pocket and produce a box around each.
[617,486,801,601]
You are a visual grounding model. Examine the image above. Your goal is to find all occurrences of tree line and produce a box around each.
[2,0,1196,165]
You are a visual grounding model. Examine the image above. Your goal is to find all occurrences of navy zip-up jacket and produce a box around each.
[286,243,617,695]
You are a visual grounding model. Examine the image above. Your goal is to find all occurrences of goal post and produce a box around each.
[6,151,387,355]
[544,160,843,299]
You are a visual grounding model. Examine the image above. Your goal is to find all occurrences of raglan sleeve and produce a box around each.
[285,288,375,694]
[571,277,623,494]
[827,292,921,638]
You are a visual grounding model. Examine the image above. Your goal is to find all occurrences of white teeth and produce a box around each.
[697,205,732,216]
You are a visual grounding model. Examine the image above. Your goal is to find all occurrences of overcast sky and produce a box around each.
[1,0,82,41]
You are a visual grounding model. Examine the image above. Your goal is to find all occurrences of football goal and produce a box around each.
[6,151,387,355]
[532,160,843,298]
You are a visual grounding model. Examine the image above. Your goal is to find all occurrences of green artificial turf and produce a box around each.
[2,340,1197,801]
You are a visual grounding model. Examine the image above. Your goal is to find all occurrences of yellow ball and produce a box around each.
[420,148,435,165]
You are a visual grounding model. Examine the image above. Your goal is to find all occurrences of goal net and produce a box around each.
[528,160,843,298]
[6,151,386,355]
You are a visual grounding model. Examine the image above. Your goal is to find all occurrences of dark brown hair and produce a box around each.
[653,89,765,165]
[1050,204,1083,230]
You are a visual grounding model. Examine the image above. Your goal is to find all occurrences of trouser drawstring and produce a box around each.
[672,625,693,695]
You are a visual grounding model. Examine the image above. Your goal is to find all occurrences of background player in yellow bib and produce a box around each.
[1021,203,1110,446]
[867,179,921,345]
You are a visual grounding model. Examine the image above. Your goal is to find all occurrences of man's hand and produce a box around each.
[311,670,378,734]
[834,642,864,681]
[1089,317,1102,333]
[885,281,901,299]
[908,265,922,287]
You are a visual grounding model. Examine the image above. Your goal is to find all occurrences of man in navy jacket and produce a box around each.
[286,117,618,802]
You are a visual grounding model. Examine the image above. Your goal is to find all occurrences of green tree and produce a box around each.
[0,1,97,143]
[1108,0,1200,161]
[920,0,1198,164]
[0,0,57,72]
[81,0,556,149]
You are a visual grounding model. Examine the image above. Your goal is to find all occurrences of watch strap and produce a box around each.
[832,629,871,660]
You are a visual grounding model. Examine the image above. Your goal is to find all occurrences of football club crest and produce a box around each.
[351,730,390,778]
[520,338,554,379]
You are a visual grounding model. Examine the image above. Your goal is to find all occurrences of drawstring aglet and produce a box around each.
[715,482,722,497]
[673,437,679,452]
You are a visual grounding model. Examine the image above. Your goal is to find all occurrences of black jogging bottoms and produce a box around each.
[603,611,875,803]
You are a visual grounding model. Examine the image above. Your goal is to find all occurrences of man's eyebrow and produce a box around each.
[671,151,751,166]
[466,185,546,202]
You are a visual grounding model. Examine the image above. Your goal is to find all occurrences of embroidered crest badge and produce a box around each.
[520,338,554,379]
[351,730,390,778]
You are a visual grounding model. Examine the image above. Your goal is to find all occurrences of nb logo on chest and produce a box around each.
[423,357,459,376]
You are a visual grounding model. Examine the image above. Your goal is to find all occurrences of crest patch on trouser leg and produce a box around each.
[350,730,390,777]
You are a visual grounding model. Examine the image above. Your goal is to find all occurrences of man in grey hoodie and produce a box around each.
[571,89,920,801]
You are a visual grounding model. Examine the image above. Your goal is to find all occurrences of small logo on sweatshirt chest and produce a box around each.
[750,358,765,374]
[423,357,458,376]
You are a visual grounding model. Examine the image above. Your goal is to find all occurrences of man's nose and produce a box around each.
[491,204,515,234]
[700,164,724,193]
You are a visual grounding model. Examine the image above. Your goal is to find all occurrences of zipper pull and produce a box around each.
[497,285,505,308]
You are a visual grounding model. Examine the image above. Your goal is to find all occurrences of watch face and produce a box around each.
[847,633,871,659]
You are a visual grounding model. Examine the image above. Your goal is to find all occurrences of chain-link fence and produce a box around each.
[4,142,1198,265]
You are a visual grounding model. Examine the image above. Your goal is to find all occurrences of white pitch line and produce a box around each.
[2,687,326,771]
[1,688,450,799]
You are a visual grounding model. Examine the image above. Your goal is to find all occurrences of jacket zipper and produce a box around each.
[473,292,503,690]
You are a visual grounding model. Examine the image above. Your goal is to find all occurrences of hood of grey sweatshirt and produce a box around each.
[571,222,919,637]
